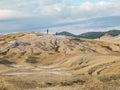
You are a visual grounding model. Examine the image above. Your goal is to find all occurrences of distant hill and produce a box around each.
[58,30,120,39]
[78,32,104,39]
[79,30,120,39]
[57,31,76,37]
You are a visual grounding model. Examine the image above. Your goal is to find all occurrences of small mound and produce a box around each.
[100,33,112,40]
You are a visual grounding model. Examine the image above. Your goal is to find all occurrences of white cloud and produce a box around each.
[39,4,63,16]
[80,1,115,15]
[0,1,120,19]
[36,1,120,21]
[37,0,61,6]
[0,9,28,19]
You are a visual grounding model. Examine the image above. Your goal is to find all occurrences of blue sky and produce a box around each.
[0,0,120,34]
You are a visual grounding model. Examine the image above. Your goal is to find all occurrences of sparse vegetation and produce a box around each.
[99,74,120,82]
[0,77,19,90]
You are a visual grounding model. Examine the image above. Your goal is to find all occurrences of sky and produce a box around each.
[0,0,120,34]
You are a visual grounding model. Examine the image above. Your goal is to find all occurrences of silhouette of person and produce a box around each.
[47,29,48,34]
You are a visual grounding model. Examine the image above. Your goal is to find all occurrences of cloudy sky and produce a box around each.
[0,0,120,34]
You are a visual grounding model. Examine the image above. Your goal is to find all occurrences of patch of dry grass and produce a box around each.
[0,77,19,90]
[99,74,120,82]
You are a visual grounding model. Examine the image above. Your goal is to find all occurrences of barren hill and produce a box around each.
[0,32,120,90]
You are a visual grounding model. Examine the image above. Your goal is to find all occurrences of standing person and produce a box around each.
[47,29,49,34]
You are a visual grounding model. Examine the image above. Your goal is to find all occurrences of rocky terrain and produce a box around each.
[0,32,120,90]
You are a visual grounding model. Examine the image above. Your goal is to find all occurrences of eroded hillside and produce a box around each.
[0,32,120,90]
